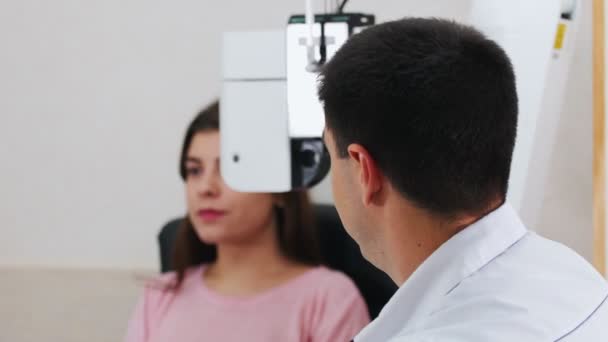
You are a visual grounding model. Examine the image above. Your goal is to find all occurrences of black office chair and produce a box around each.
[158,204,397,318]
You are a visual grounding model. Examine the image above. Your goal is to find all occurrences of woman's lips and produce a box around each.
[197,209,226,221]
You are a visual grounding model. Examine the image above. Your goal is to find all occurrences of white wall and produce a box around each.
[534,0,593,262]
[2,0,594,270]
[0,0,471,270]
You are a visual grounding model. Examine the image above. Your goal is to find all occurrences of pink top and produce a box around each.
[125,265,370,342]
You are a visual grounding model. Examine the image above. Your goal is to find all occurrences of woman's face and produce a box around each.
[184,131,277,246]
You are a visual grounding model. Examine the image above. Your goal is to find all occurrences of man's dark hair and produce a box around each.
[318,18,518,216]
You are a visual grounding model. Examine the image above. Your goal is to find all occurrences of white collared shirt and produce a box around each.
[355,203,608,342]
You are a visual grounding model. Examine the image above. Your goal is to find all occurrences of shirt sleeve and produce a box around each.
[311,273,371,342]
[124,292,148,342]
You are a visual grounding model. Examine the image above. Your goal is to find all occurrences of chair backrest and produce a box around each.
[157,204,397,318]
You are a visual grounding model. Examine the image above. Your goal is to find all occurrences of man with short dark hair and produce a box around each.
[319,18,608,341]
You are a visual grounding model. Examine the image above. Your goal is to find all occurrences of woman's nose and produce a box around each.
[198,172,220,197]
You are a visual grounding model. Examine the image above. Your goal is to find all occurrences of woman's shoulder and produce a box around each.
[144,270,179,289]
[139,265,205,302]
[309,266,355,284]
[295,266,371,339]
[125,266,206,341]
[299,266,362,296]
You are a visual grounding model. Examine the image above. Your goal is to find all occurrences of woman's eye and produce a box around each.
[186,167,202,177]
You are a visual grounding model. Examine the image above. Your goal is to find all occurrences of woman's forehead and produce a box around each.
[188,131,219,156]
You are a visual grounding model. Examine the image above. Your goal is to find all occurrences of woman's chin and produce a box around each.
[193,227,227,245]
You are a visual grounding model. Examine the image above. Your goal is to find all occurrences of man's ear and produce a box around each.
[347,144,383,206]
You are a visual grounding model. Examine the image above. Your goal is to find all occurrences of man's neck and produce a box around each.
[382,199,504,285]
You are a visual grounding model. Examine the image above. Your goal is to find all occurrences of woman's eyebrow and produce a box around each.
[185,157,201,164]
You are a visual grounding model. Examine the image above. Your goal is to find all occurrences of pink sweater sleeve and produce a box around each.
[311,274,371,342]
[124,293,147,342]
[124,276,175,342]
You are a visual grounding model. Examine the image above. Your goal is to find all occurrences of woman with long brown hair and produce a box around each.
[125,101,369,342]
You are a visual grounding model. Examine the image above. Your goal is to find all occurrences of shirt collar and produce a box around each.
[355,202,528,342]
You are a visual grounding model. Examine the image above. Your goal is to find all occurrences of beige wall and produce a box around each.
[0,268,145,342]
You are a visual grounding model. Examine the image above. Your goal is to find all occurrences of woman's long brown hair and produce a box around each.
[170,100,321,290]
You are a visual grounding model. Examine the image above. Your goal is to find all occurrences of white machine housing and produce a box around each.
[221,30,292,192]
[221,14,373,192]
